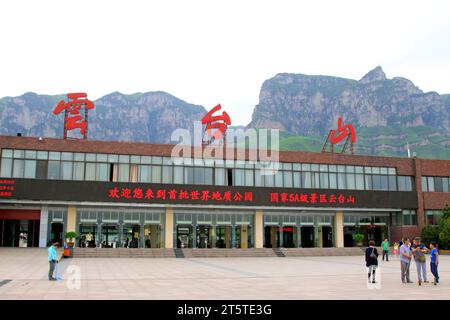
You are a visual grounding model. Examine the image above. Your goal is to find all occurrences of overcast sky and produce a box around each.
[0,0,449,126]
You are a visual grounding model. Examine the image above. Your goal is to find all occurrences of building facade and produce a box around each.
[0,135,449,249]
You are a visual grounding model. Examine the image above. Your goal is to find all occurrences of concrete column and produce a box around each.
[254,210,263,248]
[164,208,174,249]
[151,225,158,248]
[67,205,77,246]
[297,226,302,248]
[192,224,197,248]
[231,224,236,248]
[279,227,283,248]
[240,225,248,249]
[39,206,49,248]
[139,224,145,248]
[314,216,322,248]
[334,211,344,248]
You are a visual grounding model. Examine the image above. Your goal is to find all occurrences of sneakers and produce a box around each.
[418,280,422,286]
[48,277,56,281]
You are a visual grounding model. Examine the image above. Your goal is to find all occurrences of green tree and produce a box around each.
[421,225,440,247]
[438,204,450,249]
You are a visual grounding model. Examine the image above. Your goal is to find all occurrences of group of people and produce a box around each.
[365,237,440,285]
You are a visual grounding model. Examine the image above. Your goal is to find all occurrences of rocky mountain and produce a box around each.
[0,91,206,144]
[248,66,450,158]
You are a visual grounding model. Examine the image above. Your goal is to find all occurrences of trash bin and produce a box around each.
[63,245,73,258]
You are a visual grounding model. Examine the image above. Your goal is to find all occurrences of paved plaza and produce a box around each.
[0,248,448,300]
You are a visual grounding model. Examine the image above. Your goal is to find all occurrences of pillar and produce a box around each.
[164,208,174,249]
[151,225,158,248]
[314,216,322,248]
[297,226,302,248]
[334,211,344,248]
[255,210,264,248]
[67,205,77,246]
[39,206,49,247]
[240,225,248,249]
[139,224,145,248]
[279,226,283,248]
[231,225,236,248]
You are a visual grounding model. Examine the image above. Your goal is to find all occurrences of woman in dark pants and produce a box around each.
[365,240,379,283]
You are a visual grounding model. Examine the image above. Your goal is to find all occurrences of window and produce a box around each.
[337,173,346,189]
[214,168,225,186]
[264,172,274,187]
[319,172,328,189]
[0,158,13,177]
[234,169,244,186]
[425,210,443,225]
[47,161,60,180]
[346,173,355,190]
[372,175,382,190]
[85,163,96,181]
[204,168,213,185]
[184,167,194,184]
[96,163,108,181]
[73,162,85,181]
[388,175,397,191]
[329,173,337,189]
[12,159,24,178]
[174,166,183,184]
[302,172,311,188]
[380,175,388,191]
[61,161,73,180]
[434,177,444,192]
[151,165,161,183]
[293,171,301,188]
[139,165,151,183]
[283,171,292,188]
[355,174,364,190]
[402,210,417,225]
[162,165,173,184]
[275,171,283,187]
[427,177,435,192]
[245,169,254,187]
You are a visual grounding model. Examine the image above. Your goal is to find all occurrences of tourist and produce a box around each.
[400,238,413,284]
[393,242,399,258]
[381,238,390,261]
[411,237,429,286]
[365,240,379,283]
[47,241,59,281]
[429,242,440,285]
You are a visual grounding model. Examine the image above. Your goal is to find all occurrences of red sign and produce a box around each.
[270,192,355,204]
[330,117,356,144]
[201,104,231,141]
[108,187,253,203]
[53,93,94,139]
[0,179,15,197]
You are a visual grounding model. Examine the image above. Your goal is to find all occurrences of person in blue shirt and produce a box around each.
[429,242,440,285]
[47,242,59,281]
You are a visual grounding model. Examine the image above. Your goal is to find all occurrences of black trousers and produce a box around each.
[382,250,389,261]
[48,261,56,279]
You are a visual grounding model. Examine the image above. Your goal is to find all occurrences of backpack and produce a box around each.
[369,248,377,259]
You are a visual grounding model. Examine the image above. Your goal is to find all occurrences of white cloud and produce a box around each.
[0,0,449,126]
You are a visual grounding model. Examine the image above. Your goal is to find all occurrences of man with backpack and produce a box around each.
[411,237,429,286]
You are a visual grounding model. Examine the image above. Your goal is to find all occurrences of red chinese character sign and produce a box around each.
[201,104,231,144]
[322,117,357,155]
[53,93,95,140]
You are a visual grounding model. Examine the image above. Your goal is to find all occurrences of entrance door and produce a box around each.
[216,226,231,248]
[367,226,382,246]
[264,226,279,248]
[123,224,140,248]
[101,224,119,248]
[177,225,192,248]
[50,222,63,246]
[344,227,355,247]
[0,220,39,247]
[196,225,212,248]
[79,224,97,247]
[282,226,295,248]
[322,226,333,247]
[301,226,314,248]
[144,224,160,248]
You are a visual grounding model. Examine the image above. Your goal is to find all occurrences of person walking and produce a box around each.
[381,238,390,261]
[47,242,59,281]
[393,242,399,258]
[411,237,429,286]
[365,240,379,283]
[429,242,440,285]
[400,238,413,284]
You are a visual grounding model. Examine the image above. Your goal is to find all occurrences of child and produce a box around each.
[365,240,379,283]
[393,242,399,258]
[429,242,439,285]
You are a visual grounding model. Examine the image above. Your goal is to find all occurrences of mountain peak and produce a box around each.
[359,66,387,84]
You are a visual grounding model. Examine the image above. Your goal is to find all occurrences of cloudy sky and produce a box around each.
[0,0,449,125]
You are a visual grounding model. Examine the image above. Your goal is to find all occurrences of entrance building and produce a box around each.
[0,135,449,249]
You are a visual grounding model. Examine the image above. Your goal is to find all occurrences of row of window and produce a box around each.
[0,157,415,191]
[421,176,450,193]
[264,214,333,225]
[343,215,389,225]
[425,210,444,225]
[175,213,254,224]
[391,210,417,226]
[1,149,398,175]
